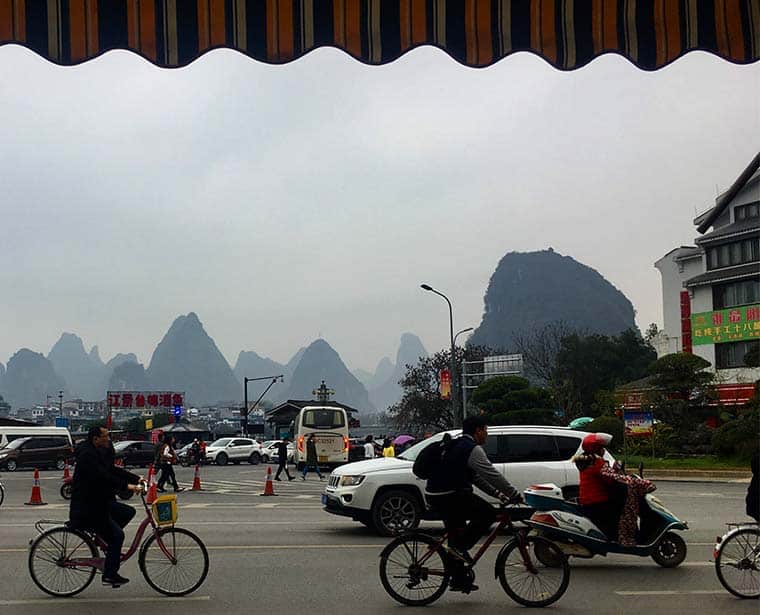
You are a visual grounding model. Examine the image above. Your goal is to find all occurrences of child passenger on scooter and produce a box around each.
[574,433,655,547]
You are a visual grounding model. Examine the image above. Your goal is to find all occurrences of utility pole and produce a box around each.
[58,390,63,419]
[243,375,284,437]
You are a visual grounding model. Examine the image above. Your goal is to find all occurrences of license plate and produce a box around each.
[321,494,327,505]
[318,455,328,463]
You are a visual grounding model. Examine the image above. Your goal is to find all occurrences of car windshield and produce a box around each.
[262,441,277,448]
[397,432,454,461]
[301,409,345,429]
[210,438,231,447]
[3,437,30,450]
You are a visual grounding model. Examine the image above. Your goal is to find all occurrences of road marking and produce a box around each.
[615,590,726,596]
[0,595,211,606]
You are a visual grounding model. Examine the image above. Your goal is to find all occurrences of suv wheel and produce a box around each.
[5,459,17,472]
[372,490,422,537]
[55,458,66,471]
[249,452,261,465]
[216,453,228,466]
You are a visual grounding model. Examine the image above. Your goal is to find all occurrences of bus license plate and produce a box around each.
[318,455,328,463]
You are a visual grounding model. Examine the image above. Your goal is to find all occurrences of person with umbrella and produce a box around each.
[393,435,415,455]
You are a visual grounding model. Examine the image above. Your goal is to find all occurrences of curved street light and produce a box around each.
[421,284,457,422]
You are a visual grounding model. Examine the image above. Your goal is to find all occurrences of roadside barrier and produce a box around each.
[25,468,47,506]
[62,460,71,481]
[191,464,203,491]
[260,466,277,496]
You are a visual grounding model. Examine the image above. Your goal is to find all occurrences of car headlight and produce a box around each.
[339,475,365,487]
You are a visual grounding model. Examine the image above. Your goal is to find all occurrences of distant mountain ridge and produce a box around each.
[369,334,428,412]
[4,349,67,409]
[48,333,105,400]
[469,249,638,350]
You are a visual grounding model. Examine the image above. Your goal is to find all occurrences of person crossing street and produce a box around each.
[275,437,295,481]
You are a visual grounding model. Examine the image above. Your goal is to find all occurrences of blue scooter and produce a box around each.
[524,483,688,567]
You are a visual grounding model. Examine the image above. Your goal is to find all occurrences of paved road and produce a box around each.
[0,466,756,614]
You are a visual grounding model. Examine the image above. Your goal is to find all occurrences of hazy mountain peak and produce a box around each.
[369,333,428,412]
[88,345,104,367]
[48,333,105,400]
[5,348,67,408]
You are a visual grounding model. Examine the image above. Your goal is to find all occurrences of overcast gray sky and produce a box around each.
[1,45,758,373]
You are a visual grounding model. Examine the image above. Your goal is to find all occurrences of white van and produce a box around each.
[0,426,73,450]
[293,406,349,470]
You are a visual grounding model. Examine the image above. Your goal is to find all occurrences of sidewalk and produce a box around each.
[640,468,751,483]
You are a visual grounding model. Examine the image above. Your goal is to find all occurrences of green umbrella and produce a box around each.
[569,417,594,429]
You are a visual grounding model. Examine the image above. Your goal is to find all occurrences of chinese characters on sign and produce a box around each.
[107,391,184,409]
[691,304,760,345]
[624,411,654,437]
[439,369,451,400]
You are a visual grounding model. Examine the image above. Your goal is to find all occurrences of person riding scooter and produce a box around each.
[575,432,655,546]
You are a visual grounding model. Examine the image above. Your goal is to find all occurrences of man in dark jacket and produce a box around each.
[274,438,294,481]
[69,426,142,587]
[426,416,522,593]
[747,451,759,522]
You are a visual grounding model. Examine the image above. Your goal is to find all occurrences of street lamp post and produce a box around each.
[243,375,284,437]
[421,284,459,424]
[454,328,474,423]
[58,390,63,419]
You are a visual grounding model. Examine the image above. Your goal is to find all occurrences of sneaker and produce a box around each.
[157,488,166,493]
[102,574,130,587]
[174,487,185,493]
[319,476,324,481]
[301,476,306,481]
[449,580,479,594]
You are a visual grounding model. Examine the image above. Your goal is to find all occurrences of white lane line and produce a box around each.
[0,596,210,606]
[615,590,726,596]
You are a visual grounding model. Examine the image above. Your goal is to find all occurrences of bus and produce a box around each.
[292,406,349,470]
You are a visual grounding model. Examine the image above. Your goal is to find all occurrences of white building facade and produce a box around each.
[654,153,759,404]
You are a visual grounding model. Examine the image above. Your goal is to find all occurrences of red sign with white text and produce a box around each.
[107,391,184,409]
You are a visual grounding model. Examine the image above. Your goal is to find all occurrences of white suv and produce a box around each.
[205,437,263,466]
[323,426,604,536]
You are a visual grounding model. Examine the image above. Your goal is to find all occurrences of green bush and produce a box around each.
[489,409,557,426]
[471,376,530,406]
[502,388,553,411]
[712,409,759,461]
[584,415,624,452]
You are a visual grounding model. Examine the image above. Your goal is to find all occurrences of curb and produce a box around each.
[641,469,751,483]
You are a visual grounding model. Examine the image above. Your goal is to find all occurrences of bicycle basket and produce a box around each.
[152,494,178,526]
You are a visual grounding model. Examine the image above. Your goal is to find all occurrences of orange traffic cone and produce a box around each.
[25,468,47,506]
[62,460,71,481]
[260,466,277,496]
[191,464,203,491]
[146,464,158,504]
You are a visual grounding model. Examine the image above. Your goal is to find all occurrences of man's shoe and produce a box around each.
[174,487,185,492]
[275,477,282,481]
[102,574,130,587]
[157,488,166,493]
[449,581,479,594]
[301,476,306,481]
[288,476,295,481]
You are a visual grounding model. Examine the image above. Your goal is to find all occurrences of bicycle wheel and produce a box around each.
[379,533,450,606]
[496,535,570,607]
[139,527,209,596]
[28,527,98,597]
[715,527,760,599]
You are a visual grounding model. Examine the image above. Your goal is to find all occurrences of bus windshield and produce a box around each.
[301,409,345,429]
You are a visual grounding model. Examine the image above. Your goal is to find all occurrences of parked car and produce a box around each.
[113,440,156,468]
[205,437,262,466]
[323,426,613,536]
[0,435,74,471]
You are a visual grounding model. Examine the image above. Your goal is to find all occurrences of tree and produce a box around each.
[387,345,494,432]
[513,321,579,385]
[647,353,714,401]
[644,323,660,343]
[470,375,555,426]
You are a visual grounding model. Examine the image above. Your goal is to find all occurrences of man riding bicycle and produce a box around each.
[426,415,523,593]
[69,426,143,587]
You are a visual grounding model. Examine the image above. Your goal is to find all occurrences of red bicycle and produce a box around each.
[379,504,570,607]
[28,485,209,597]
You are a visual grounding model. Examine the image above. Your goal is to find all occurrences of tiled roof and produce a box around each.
[684,263,760,288]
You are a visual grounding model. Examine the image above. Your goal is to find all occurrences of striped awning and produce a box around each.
[0,1,758,71]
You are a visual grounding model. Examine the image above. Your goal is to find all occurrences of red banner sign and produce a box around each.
[107,391,184,409]
[440,370,451,400]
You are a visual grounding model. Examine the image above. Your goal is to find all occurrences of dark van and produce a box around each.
[0,435,74,471]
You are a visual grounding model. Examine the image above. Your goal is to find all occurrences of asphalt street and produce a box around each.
[0,464,756,615]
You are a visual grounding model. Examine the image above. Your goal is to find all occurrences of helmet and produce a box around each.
[582,432,612,454]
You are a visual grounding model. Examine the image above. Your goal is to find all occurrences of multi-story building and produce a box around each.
[654,153,759,405]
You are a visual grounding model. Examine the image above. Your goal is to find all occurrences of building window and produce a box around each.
[735,201,760,221]
[713,279,760,309]
[715,340,760,369]
[706,237,760,270]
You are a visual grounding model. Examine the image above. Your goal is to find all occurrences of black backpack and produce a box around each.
[412,433,453,480]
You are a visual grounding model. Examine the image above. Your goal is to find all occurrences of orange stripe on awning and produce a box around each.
[602,0,617,51]
[0,0,13,40]
[197,0,210,51]
[724,0,744,60]
[475,0,492,66]
[69,0,86,61]
[278,0,293,61]
[86,0,98,55]
[139,1,157,62]
[344,0,361,58]
[665,0,681,62]
[12,0,25,41]
[715,0,729,57]
[591,0,602,54]
[210,0,226,47]
[333,0,345,48]
[466,0,476,65]
[540,0,557,65]
[127,0,138,49]
[411,0,426,45]
[266,0,277,60]
[654,0,666,66]
[399,0,411,51]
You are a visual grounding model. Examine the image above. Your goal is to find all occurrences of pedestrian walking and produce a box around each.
[364,435,375,459]
[302,434,323,481]
[275,437,295,481]
[157,436,184,493]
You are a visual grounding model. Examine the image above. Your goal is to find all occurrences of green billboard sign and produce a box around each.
[691,304,760,345]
